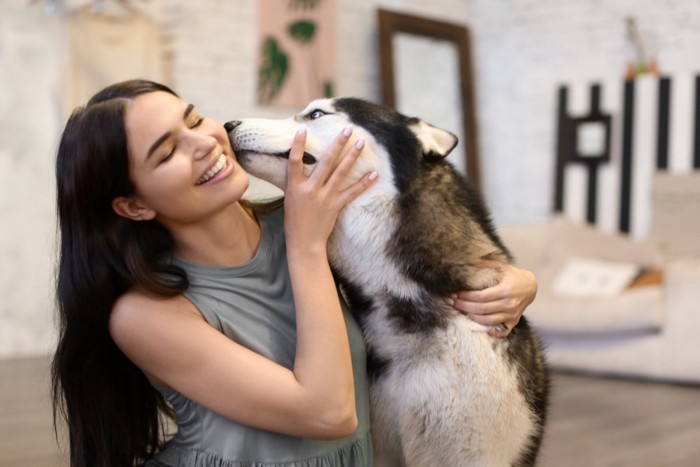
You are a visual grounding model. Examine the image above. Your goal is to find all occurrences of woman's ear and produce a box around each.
[112,196,156,221]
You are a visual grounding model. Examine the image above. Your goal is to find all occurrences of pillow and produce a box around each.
[499,216,666,334]
[500,215,665,288]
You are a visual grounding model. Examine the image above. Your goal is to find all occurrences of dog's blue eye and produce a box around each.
[309,110,326,119]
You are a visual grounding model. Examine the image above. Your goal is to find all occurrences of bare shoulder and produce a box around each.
[109,287,204,387]
[110,287,201,336]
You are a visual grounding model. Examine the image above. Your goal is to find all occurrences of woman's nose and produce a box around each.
[191,133,217,159]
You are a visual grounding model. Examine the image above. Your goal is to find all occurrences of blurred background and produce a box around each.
[1,0,699,465]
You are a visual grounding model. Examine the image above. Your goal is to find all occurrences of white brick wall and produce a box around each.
[469,0,700,224]
[1,0,699,357]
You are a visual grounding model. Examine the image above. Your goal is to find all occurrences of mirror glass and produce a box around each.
[378,9,480,190]
[393,33,466,174]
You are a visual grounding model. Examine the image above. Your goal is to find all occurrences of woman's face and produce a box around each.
[122,91,249,225]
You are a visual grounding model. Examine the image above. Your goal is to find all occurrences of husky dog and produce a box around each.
[226,98,549,467]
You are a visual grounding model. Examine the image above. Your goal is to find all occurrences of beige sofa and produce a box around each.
[500,216,700,385]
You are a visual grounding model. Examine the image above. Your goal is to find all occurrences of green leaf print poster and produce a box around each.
[257,0,336,107]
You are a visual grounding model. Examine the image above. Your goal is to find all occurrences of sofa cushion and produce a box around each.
[499,216,665,334]
[524,286,664,334]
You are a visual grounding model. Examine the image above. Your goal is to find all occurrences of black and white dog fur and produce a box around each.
[226,98,549,467]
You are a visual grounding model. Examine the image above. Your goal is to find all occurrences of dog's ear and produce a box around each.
[409,120,458,159]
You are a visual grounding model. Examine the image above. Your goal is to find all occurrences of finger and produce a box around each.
[454,283,509,303]
[324,138,366,189]
[455,289,493,303]
[310,126,353,183]
[450,294,486,314]
[287,126,308,184]
[334,167,378,207]
[453,294,508,314]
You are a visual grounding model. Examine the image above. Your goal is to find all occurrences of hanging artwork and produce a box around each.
[257,0,336,107]
[61,6,171,118]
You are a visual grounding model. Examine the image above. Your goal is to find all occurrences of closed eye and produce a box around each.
[160,146,175,164]
[159,117,203,163]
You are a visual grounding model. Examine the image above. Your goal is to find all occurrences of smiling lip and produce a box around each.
[196,154,231,185]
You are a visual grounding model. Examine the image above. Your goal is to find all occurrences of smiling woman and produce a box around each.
[51,79,377,467]
[112,90,249,229]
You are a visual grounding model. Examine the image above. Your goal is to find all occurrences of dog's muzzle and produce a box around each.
[224,120,317,165]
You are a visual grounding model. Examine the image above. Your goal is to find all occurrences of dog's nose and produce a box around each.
[223,120,241,132]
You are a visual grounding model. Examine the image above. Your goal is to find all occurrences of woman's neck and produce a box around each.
[169,202,262,267]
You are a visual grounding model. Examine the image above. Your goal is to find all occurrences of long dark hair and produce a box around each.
[51,80,188,466]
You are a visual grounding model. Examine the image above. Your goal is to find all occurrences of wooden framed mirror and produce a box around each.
[378,9,481,191]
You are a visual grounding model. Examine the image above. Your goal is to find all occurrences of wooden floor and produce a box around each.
[1,356,700,466]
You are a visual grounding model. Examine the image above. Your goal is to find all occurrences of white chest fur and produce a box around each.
[328,194,424,300]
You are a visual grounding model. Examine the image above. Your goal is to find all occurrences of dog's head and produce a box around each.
[226,98,458,195]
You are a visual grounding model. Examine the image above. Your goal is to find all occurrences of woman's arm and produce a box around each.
[282,125,375,436]
[110,127,376,440]
[447,261,538,337]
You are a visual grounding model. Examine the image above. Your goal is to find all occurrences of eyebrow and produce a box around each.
[146,104,196,160]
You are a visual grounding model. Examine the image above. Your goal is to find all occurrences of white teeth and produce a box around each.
[196,155,227,185]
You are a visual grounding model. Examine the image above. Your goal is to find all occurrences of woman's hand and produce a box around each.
[283,126,377,253]
[281,126,377,438]
[447,261,538,338]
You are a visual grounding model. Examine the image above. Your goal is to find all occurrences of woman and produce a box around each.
[51,79,536,467]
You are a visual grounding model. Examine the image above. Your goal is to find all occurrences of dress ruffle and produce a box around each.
[146,431,372,467]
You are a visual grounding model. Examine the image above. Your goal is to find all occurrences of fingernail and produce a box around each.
[343,126,353,137]
[297,126,307,135]
[368,171,378,181]
[355,138,365,149]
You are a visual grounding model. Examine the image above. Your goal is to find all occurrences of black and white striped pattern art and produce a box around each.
[555,73,700,239]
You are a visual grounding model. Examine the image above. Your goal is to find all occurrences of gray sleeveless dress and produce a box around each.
[147,208,372,467]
